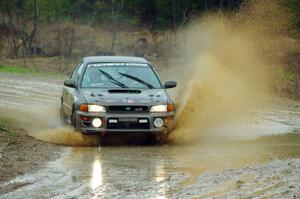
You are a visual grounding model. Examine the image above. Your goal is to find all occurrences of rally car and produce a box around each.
[60,56,177,140]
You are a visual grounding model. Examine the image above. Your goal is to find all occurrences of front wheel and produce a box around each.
[60,107,67,125]
[71,110,80,132]
[154,131,169,144]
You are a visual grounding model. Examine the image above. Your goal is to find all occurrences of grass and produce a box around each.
[0,64,40,74]
[0,64,63,77]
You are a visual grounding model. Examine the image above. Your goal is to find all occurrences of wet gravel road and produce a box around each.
[0,72,300,199]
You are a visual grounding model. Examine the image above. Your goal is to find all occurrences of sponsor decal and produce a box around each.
[88,63,148,67]
[123,99,135,103]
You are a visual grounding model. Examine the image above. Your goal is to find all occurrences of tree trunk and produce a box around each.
[204,0,208,10]
[110,0,124,53]
[4,0,18,58]
[179,0,191,29]
[141,0,156,29]
[32,0,39,56]
[110,0,116,53]
[67,23,75,57]
[219,0,225,10]
[172,0,177,45]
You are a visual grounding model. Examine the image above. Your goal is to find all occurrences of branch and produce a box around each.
[179,0,192,29]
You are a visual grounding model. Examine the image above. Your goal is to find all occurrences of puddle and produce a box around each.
[1,132,300,199]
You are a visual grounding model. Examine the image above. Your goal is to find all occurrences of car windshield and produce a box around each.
[81,63,162,89]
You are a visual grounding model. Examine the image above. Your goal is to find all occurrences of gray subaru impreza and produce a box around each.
[60,56,177,140]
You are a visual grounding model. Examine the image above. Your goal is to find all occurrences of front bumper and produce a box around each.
[76,111,175,134]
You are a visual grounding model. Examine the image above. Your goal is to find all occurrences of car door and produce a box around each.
[62,62,85,121]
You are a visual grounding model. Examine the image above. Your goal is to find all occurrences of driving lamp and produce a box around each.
[150,105,167,112]
[92,118,102,128]
[154,118,164,128]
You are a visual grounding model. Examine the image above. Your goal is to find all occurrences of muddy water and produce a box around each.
[1,73,300,198]
[1,133,300,199]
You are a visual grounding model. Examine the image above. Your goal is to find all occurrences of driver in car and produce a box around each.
[82,69,105,87]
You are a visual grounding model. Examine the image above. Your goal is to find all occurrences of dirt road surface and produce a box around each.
[0,72,300,199]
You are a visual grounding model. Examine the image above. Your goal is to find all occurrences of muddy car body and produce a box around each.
[60,56,177,138]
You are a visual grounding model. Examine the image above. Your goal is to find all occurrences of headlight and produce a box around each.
[150,105,167,112]
[88,105,106,112]
[79,104,106,112]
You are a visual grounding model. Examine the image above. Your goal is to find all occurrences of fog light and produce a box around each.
[139,119,148,123]
[153,118,164,128]
[92,118,102,128]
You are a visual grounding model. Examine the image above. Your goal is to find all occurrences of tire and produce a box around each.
[60,107,67,125]
[71,109,80,132]
[154,131,169,144]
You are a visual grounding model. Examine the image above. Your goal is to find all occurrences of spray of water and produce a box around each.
[169,1,297,143]
[2,105,99,146]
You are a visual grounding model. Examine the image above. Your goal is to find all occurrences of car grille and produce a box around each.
[107,106,148,113]
[107,118,150,129]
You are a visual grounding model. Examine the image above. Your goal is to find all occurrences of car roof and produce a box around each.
[83,56,150,64]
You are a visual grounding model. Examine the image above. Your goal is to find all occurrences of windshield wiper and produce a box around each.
[118,72,155,89]
[98,69,128,88]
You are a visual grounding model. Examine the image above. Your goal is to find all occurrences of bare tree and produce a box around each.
[110,0,124,53]
[3,0,41,58]
[4,0,18,58]
[171,0,192,46]
[0,9,6,55]
[219,0,225,9]
[172,0,177,44]
[178,0,192,29]
[20,0,39,56]
[32,0,39,55]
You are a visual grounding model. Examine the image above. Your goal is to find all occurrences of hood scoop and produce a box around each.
[108,89,141,94]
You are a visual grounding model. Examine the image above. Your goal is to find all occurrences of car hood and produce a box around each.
[81,88,169,106]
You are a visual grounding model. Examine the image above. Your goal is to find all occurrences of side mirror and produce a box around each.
[165,81,177,89]
[64,79,76,88]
